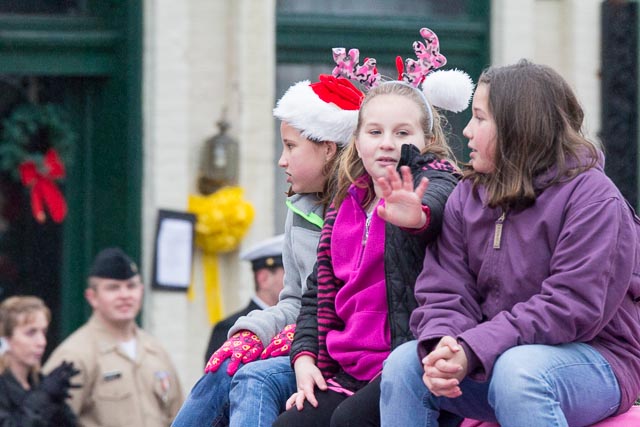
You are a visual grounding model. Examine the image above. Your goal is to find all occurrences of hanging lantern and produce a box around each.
[197,119,239,195]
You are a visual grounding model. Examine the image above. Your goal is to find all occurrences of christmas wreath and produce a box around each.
[0,103,77,223]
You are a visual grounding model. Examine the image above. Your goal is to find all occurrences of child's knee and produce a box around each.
[383,340,418,374]
[490,345,553,400]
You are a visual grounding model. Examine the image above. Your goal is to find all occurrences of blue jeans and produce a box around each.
[172,359,233,427]
[171,357,295,427]
[380,340,621,427]
[229,356,296,427]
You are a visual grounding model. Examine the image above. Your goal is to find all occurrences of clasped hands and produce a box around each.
[205,324,296,376]
[422,336,469,398]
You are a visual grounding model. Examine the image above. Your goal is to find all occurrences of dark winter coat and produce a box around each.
[0,369,77,427]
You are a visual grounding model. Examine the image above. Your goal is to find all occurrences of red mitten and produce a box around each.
[204,330,264,376]
[261,324,296,359]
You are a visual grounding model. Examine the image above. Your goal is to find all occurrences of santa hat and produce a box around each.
[273,74,363,146]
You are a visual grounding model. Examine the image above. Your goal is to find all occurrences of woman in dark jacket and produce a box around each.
[0,296,78,427]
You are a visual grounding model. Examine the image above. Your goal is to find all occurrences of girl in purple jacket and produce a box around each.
[380,59,640,427]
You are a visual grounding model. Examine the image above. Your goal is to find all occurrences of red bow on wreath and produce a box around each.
[18,148,68,224]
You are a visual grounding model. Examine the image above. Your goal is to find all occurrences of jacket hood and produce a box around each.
[533,147,603,190]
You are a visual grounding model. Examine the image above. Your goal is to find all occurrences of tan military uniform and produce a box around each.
[44,315,183,427]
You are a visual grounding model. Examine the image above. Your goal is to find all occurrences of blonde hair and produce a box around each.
[333,81,456,209]
[0,296,50,379]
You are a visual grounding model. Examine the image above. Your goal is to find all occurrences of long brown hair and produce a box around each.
[333,81,456,209]
[0,296,51,380]
[465,59,599,210]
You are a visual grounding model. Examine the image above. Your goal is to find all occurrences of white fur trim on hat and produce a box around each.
[273,80,358,146]
[423,69,474,113]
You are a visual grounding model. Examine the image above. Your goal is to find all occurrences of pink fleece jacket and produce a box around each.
[325,189,391,381]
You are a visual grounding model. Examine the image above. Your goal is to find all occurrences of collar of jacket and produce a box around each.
[286,195,324,228]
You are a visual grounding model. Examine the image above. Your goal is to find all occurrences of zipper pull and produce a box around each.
[362,215,372,246]
[493,212,506,249]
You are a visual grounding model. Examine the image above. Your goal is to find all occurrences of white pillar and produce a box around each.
[562,0,602,141]
[491,0,536,65]
[142,0,277,392]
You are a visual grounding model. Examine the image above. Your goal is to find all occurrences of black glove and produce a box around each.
[39,361,80,402]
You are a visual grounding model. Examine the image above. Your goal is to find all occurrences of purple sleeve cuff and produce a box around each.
[458,339,481,376]
[417,337,441,360]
